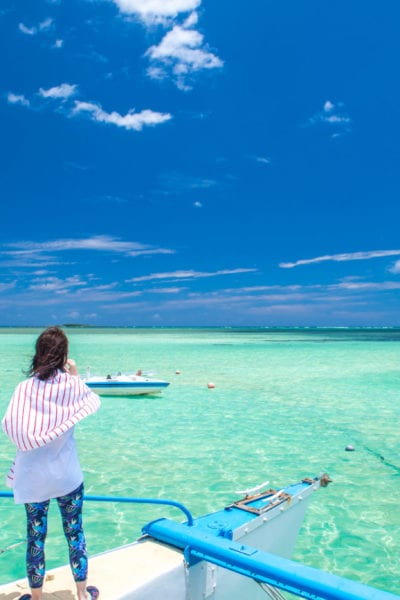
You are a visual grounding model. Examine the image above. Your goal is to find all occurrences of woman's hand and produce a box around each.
[66,358,79,376]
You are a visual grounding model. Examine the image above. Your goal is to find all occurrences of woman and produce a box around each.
[2,327,101,600]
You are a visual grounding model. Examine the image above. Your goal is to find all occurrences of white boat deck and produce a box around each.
[0,539,184,600]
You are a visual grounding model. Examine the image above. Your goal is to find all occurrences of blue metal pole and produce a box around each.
[84,494,194,526]
[0,492,13,498]
[0,491,194,526]
[143,518,400,600]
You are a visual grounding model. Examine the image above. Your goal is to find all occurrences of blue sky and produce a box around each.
[1,0,400,327]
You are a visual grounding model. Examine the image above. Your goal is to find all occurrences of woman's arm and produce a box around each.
[65,358,79,376]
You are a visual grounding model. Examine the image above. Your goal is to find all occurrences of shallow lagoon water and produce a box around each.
[0,327,399,595]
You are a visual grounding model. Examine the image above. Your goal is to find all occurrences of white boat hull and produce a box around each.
[82,374,170,396]
[0,478,318,600]
[1,476,398,599]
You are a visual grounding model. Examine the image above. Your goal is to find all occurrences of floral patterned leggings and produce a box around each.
[24,483,88,588]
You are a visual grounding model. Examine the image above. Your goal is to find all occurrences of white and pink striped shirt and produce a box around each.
[2,370,100,503]
[2,370,100,451]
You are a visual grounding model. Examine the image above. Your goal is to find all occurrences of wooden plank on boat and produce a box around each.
[0,539,184,600]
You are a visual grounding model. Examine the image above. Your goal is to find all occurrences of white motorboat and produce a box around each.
[82,373,170,396]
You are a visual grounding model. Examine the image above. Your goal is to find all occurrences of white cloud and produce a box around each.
[183,10,198,27]
[6,84,169,134]
[308,100,351,135]
[18,18,53,35]
[323,100,334,112]
[146,17,223,89]
[112,0,201,21]
[2,236,174,260]
[72,101,172,131]
[146,66,165,81]
[280,249,400,268]
[113,2,221,90]
[158,172,217,192]
[128,268,257,283]
[149,287,184,294]
[147,26,221,70]
[18,23,37,35]
[388,260,400,274]
[7,92,30,107]
[29,275,86,293]
[39,83,78,99]
[0,281,17,292]
[39,18,53,30]
[332,281,400,291]
[255,156,270,165]
[193,201,202,208]
[54,39,64,49]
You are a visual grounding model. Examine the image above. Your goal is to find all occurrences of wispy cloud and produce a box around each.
[39,18,53,31]
[29,275,86,293]
[2,236,174,262]
[146,12,223,90]
[280,250,400,268]
[149,287,184,294]
[18,18,54,36]
[388,260,400,274]
[157,172,217,194]
[332,280,400,291]
[63,161,91,172]
[72,101,172,131]
[6,83,172,133]
[128,268,257,283]
[141,279,400,313]
[2,261,399,325]
[0,278,143,306]
[39,83,78,100]
[98,285,351,320]
[0,281,17,292]
[254,156,271,165]
[7,92,30,107]
[18,23,36,35]
[308,100,352,137]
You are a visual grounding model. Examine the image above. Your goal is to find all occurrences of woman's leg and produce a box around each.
[24,499,50,600]
[56,483,94,600]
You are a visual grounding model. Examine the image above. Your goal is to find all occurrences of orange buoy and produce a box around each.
[175,370,181,375]
[207,382,215,389]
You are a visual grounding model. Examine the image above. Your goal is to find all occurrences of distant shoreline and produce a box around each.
[0,325,400,331]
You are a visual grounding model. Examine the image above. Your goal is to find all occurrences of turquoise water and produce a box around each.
[0,327,399,595]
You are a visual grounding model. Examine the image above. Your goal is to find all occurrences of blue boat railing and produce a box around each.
[0,490,194,525]
[1,491,399,600]
[144,517,400,600]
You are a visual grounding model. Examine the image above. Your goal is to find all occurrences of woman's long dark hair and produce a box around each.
[28,326,69,380]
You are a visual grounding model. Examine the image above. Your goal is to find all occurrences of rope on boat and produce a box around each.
[258,582,287,600]
[0,491,194,526]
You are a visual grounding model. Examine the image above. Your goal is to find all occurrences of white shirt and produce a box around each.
[7,427,83,504]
